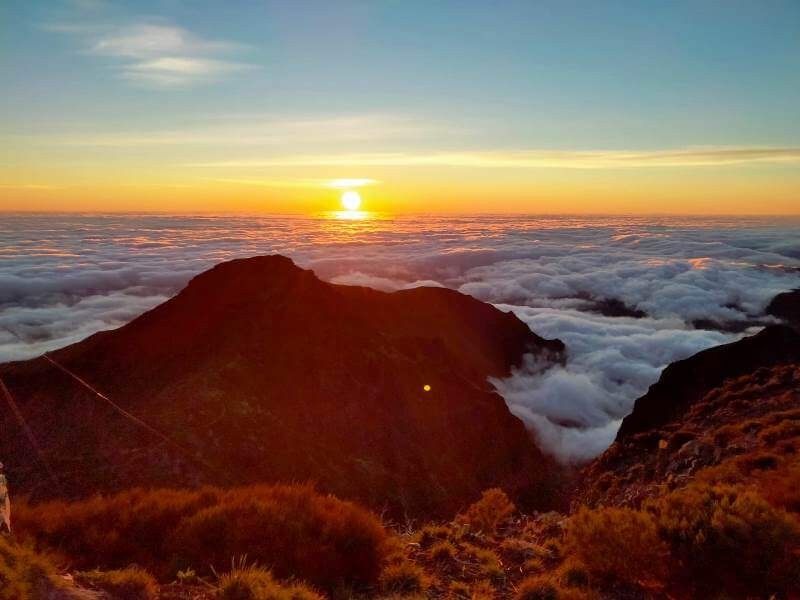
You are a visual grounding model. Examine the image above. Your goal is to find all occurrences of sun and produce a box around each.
[341,190,362,211]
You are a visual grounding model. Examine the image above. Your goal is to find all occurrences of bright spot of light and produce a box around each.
[341,190,362,211]
[423,384,431,392]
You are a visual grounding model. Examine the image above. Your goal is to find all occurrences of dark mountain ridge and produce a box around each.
[0,255,564,516]
[583,322,800,507]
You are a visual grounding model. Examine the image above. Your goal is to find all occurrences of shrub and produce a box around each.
[417,524,451,549]
[0,536,73,600]
[429,540,457,563]
[176,567,200,585]
[647,482,800,596]
[522,557,545,574]
[564,507,667,586]
[378,561,430,595]
[15,486,220,578]
[759,419,800,444]
[514,575,559,600]
[463,544,503,582]
[217,564,323,600]
[16,484,388,592]
[735,451,780,473]
[74,567,157,600]
[456,489,515,535]
[448,580,472,598]
[469,579,497,599]
[558,560,589,589]
[446,580,495,600]
[498,538,544,564]
[171,485,388,590]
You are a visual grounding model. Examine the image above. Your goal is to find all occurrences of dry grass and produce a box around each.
[16,483,388,593]
[217,562,323,600]
[0,536,95,600]
[74,567,157,600]
[564,506,668,586]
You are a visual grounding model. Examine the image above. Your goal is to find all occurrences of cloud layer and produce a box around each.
[1,214,798,462]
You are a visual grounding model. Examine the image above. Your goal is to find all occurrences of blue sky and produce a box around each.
[1,0,799,213]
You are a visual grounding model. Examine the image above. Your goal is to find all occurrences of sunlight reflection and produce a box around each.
[329,210,371,221]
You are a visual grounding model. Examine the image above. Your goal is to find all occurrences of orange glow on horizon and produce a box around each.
[1,164,800,215]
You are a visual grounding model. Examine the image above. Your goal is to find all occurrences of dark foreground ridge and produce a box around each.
[767,288,800,329]
[616,324,800,439]
[11,323,800,599]
[0,254,564,516]
[583,322,800,508]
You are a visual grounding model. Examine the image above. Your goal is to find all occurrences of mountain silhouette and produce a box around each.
[0,255,564,516]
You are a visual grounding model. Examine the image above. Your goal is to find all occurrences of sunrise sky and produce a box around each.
[1,0,799,214]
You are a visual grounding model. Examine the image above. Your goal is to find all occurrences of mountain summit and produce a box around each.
[0,255,563,515]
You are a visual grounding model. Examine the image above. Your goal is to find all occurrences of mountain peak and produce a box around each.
[0,254,564,516]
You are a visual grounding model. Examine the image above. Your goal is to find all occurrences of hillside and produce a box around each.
[583,324,800,507]
[0,255,564,516]
[4,287,800,598]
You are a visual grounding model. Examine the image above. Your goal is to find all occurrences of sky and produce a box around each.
[1,0,799,214]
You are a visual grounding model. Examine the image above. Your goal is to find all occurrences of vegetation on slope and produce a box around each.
[8,312,800,598]
[0,535,92,600]
[15,483,388,593]
[11,450,800,599]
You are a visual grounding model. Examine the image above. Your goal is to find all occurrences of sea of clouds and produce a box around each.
[1,213,798,462]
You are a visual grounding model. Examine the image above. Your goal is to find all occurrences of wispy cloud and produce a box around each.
[121,56,252,87]
[88,23,238,59]
[46,20,253,87]
[0,183,61,190]
[36,115,435,146]
[186,147,800,169]
[327,178,378,189]
[203,177,380,189]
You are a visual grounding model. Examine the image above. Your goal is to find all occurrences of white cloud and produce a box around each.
[1,214,798,463]
[48,20,252,87]
[122,57,252,87]
[89,24,237,59]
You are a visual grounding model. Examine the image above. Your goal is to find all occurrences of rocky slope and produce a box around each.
[582,324,800,507]
[0,255,564,516]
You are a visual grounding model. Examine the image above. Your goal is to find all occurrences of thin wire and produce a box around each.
[0,325,226,482]
[41,353,226,479]
[0,374,63,492]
